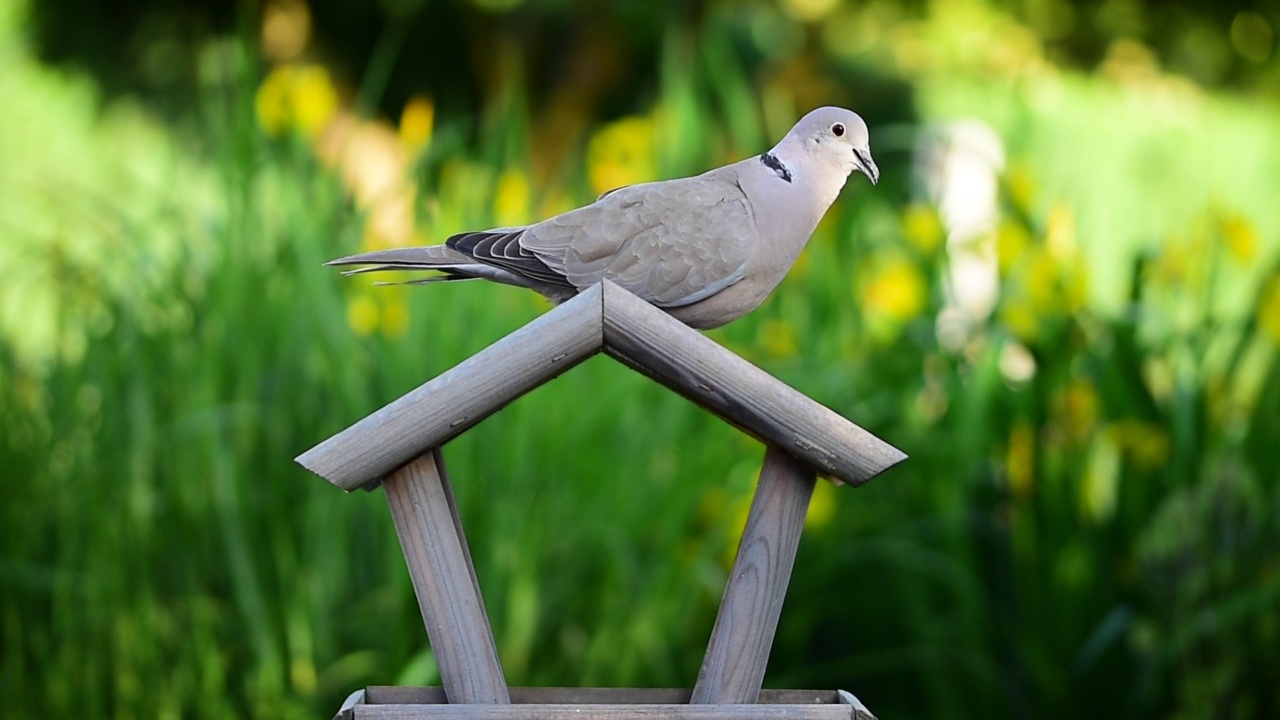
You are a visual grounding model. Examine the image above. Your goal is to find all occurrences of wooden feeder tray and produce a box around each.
[298,281,905,720]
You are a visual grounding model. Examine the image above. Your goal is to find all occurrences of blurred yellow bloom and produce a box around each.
[996,221,1032,274]
[902,203,944,256]
[1004,162,1036,213]
[1044,203,1076,258]
[999,304,1039,343]
[1055,378,1100,443]
[1007,420,1035,499]
[255,64,338,137]
[1131,429,1170,470]
[255,67,292,136]
[757,318,799,359]
[722,492,753,568]
[1024,249,1062,310]
[380,295,410,338]
[1259,275,1280,345]
[1149,239,1189,288]
[1099,38,1161,86]
[1081,435,1119,522]
[780,0,840,23]
[261,0,311,62]
[790,247,812,281]
[998,226,1087,343]
[1107,419,1171,470]
[586,116,656,197]
[493,167,531,227]
[862,256,928,323]
[1219,212,1258,264]
[804,480,837,530]
[346,294,379,336]
[287,66,338,136]
[400,94,434,152]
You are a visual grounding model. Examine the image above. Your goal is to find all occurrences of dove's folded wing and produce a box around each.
[521,171,756,307]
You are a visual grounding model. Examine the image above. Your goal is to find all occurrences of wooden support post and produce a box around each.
[383,450,510,704]
[691,447,816,705]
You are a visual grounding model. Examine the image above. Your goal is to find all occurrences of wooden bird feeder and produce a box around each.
[298,281,906,720]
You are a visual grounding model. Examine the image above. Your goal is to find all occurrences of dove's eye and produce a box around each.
[831,123,845,137]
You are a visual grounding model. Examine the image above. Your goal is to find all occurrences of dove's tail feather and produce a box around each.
[326,243,568,297]
[325,245,471,269]
[327,245,496,281]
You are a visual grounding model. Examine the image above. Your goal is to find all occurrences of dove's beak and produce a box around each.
[853,147,879,185]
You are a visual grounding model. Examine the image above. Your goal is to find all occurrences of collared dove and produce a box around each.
[328,106,878,329]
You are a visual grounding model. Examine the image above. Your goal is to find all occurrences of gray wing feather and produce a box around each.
[520,169,755,307]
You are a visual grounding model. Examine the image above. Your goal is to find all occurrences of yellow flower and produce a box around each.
[902,203,944,256]
[1107,419,1171,470]
[1081,435,1119,522]
[493,167,531,227]
[1130,426,1171,470]
[261,0,312,62]
[1219,212,1258,264]
[1024,248,1062,312]
[998,237,1087,343]
[722,492,753,568]
[1054,378,1100,443]
[380,295,411,338]
[781,0,840,23]
[996,220,1032,274]
[1258,275,1280,345]
[1006,420,1035,499]
[757,318,799,359]
[254,63,338,137]
[1003,162,1036,213]
[346,294,379,336]
[804,481,837,530]
[255,65,294,136]
[288,65,338,136]
[586,116,656,197]
[861,256,928,323]
[1044,203,1076,259]
[400,94,434,152]
[860,255,928,343]
[999,303,1039,343]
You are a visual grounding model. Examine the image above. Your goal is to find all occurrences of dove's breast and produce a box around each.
[666,163,830,329]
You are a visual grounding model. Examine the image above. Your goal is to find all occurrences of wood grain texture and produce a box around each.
[361,688,846,706]
[599,281,906,487]
[691,448,816,705]
[384,453,509,704]
[345,704,851,720]
[298,284,605,490]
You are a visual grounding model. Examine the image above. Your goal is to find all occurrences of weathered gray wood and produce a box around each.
[691,448,816,704]
[339,689,368,711]
[431,446,505,693]
[362,687,845,706]
[599,281,906,487]
[836,690,878,720]
[346,704,851,719]
[384,452,510,704]
[298,284,605,490]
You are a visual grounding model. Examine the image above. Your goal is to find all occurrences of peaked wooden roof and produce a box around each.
[297,281,906,491]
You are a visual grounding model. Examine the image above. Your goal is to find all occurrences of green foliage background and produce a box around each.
[3,1,1280,718]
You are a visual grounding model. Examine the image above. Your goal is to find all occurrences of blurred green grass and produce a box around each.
[3,1,1280,719]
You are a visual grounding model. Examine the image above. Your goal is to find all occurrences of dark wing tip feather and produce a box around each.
[447,230,572,287]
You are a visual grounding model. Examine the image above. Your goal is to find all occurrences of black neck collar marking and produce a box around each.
[760,152,792,183]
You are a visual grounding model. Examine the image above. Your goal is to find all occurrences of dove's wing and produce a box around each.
[519,167,757,307]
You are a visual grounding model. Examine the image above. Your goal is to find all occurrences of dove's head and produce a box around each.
[776,106,878,186]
